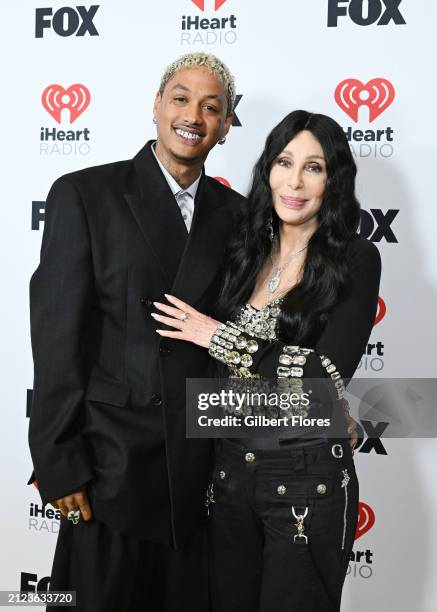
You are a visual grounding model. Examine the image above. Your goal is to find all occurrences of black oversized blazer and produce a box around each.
[28,141,244,547]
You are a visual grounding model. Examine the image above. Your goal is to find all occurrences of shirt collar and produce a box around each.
[151,142,202,200]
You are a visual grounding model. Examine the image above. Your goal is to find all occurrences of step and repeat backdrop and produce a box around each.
[1,1,437,610]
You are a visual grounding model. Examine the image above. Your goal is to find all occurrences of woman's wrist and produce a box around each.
[207,321,222,349]
[208,322,260,376]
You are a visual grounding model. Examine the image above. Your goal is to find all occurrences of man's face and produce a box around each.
[153,67,232,166]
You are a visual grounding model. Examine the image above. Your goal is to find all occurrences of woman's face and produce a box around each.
[269,130,328,230]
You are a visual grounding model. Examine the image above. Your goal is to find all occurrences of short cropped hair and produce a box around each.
[159,52,236,116]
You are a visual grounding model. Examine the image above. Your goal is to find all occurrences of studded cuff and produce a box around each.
[208,321,261,378]
[276,345,314,379]
[319,354,346,399]
[276,347,346,399]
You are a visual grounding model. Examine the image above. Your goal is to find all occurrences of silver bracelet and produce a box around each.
[276,348,346,400]
[319,355,346,399]
[208,321,261,377]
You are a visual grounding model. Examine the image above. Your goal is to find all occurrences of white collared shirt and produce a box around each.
[151,143,201,232]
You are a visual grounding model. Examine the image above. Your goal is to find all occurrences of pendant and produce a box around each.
[267,270,281,293]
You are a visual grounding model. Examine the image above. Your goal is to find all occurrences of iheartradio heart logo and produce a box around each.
[374,296,386,326]
[192,0,227,10]
[355,501,375,540]
[41,84,91,124]
[335,78,395,123]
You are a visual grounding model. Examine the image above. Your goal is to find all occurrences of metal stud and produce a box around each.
[240,353,253,367]
[245,452,255,463]
[234,336,247,350]
[279,354,293,366]
[300,348,314,356]
[228,351,241,365]
[277,366,291,377]
[246,340,259,354]
[284,345,299,354]
[290,367,303,377]
[219,470,226,480]
[277,485,286,495]
[317,484,327,495]
[292,355,307,366]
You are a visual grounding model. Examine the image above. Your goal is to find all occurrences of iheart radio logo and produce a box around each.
[335,78,395,123]
[355,502,375,540]
[192,0,227,10]
[374,296,386,326]
[41,84,91,124]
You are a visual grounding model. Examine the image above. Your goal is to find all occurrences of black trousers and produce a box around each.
[208,439,359,612]
[48,517,209,612]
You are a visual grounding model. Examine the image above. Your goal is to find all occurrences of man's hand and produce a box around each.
[51,484,93,521]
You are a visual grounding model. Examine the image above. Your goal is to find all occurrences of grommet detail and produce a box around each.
[245,452,255,463]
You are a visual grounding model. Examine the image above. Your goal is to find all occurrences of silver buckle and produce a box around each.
[331,443,344,458]
[292,506,308,544]
[294,533,308,544]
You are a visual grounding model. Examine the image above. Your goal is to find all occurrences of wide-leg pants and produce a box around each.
[208,439,359,612]
[48,517,209,612]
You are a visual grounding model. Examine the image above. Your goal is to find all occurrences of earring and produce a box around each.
[153,117,157,124]
[218,136,226,145]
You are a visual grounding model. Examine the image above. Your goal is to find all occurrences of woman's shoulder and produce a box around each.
[346,235,382,274]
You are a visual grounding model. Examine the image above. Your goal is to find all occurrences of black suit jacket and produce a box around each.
[28,141,244,547]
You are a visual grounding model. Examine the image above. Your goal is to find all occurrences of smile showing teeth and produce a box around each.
[175,128,202,141]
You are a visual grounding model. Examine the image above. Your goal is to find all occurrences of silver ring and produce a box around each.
[67,509,81,525]
[180,312,189,322]
[291,506,308,520]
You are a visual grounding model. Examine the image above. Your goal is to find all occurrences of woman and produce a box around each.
[151,110,381,611]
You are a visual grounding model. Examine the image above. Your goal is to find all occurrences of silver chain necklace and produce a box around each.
[266,237,307,294]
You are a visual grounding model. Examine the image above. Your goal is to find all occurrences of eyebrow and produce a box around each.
[171,84,223,102]
[281,151,325,161]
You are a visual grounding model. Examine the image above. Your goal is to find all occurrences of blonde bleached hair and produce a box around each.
[159,52,236,116]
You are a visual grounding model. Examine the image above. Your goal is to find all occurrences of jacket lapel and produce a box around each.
[170,176,230,307]
[125,141,188,285]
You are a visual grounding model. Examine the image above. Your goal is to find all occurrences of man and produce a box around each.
[28,52,244,612]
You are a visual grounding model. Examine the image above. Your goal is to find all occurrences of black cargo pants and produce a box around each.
[208,438,358,612]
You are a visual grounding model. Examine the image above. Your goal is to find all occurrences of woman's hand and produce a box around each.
[345,413,359,455]
[151,294,220,349]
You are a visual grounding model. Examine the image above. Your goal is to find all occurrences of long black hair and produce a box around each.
[217,110,361,346]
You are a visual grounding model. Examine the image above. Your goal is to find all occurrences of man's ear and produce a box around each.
[153,91,162,117]
[223,112,233,136]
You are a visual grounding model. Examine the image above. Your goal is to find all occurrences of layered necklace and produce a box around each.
[266,236,308,294]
